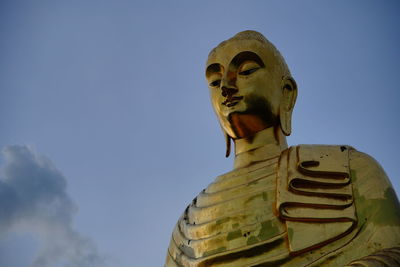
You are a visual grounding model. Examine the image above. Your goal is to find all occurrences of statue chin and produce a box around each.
[226,110,278,140]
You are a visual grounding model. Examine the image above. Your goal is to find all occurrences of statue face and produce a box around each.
[206,39,283,139]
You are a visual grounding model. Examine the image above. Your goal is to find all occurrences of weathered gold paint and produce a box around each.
[166,31,400,266]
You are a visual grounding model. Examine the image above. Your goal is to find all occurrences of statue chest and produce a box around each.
[169,157,290,266]
[167,146,362,266]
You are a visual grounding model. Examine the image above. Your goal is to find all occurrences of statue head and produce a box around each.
[206,30,297,156]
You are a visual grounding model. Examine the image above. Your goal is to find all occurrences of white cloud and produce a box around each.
[0,145,107,267]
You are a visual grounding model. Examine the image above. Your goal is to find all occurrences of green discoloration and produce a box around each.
[374,187,400,225]
[350,170,357,183]
[202,246,226,257]
[232,223,239,229]
[288,227,294,241]
[227,229,242,241]
[262,192,268,201]
[351,170,365,223]
[223,220,281,247]
[216,217,230,225]
[247,235,259,245]
[181,245,196,258]
[257,221,279,241]
[352,170,400,226]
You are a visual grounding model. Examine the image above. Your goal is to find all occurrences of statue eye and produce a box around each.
[209,80,221,87]
[239,67,260,76]
[238,61,261,76]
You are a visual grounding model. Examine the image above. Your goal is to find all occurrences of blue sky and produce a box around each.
[1,1,399,266]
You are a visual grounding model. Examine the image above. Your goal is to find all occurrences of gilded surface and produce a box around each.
[166,31,400,266]
[277,145,357,255]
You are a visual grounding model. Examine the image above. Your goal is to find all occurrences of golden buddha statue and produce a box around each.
[166,31,400,266]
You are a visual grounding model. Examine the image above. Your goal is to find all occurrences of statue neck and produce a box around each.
[233,126,288,169]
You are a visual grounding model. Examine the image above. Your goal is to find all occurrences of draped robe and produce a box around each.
[166,145,400,267]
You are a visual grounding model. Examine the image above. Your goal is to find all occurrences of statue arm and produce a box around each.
[343,148,400,265]
[348,148,400,227]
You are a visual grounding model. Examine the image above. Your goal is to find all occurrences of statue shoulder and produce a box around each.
[281,145,400,266]
[292,144,393,190]
[346,147,400,228]
[348,147,392,187]
[293,144,399,217]
[289,144,400,228]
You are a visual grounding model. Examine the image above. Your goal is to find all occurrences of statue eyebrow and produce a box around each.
[206,63,221,77]
[231,51,265,68]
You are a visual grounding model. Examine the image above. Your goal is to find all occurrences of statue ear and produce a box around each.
[280,76,297,136]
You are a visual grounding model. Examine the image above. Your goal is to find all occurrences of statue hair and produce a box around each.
[208,30,292,78]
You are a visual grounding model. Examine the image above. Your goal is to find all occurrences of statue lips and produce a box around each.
[222,96,244,107]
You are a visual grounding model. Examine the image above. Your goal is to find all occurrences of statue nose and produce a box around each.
[221,86,238,98]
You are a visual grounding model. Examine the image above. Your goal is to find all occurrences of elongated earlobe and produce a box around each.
[281,109,292,136]
[225,133,231,157]
[280,76,297,136]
